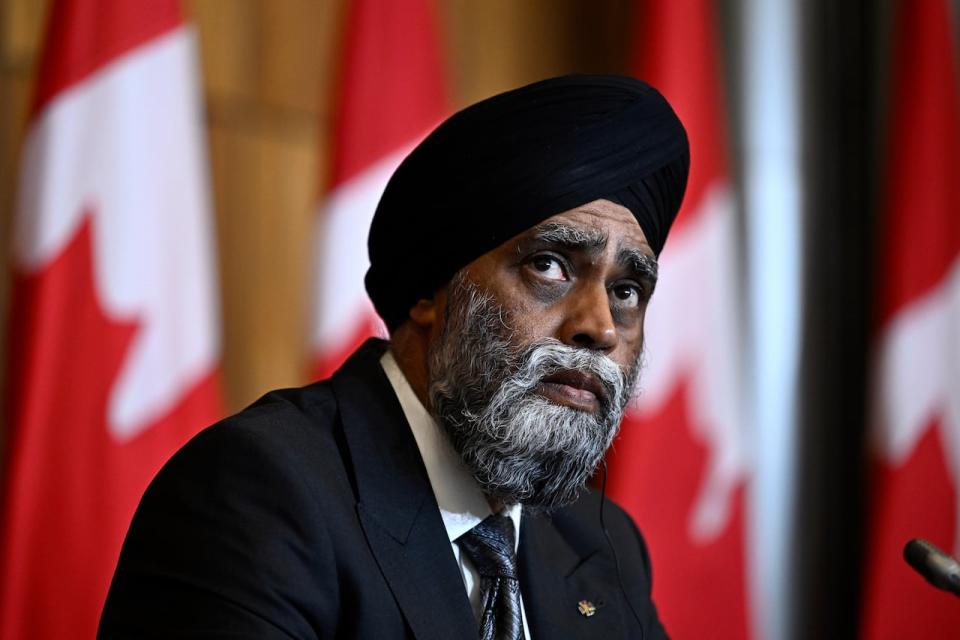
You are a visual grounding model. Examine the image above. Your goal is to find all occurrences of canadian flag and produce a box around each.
[605,1,750,638]
[309,0,447,378]
[861,1,960,637]
[0,1,222,637]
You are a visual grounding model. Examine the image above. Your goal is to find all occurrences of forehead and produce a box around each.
[520,199,651,253]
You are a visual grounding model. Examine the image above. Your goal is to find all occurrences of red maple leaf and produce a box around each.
[607,380,750,640]
[0,215,219,639]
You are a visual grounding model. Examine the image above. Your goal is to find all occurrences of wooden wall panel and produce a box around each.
[258,0,342,114]
[207,123,261,408]
[1,0,45,61]
[192,0,334,408]
[445,0,629,106]
[209,120,318,409]
[189,0,259,103]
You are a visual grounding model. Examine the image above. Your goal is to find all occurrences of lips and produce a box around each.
[537,369,608,412]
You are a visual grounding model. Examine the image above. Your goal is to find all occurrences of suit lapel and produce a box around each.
[331,341,477,640]
[520,510,637,639]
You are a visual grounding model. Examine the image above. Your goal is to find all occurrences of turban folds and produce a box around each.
[365,74,689,331]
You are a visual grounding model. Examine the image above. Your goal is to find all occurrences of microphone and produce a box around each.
[903,538,960,597]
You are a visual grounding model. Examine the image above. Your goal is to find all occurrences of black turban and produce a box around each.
[365,74,689,331]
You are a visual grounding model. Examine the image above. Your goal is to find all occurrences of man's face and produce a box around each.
[426,199,658,510]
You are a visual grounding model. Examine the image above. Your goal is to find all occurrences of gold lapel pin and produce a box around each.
[577,600,597,617]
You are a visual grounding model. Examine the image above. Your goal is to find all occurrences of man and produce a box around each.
[99,74,688,639]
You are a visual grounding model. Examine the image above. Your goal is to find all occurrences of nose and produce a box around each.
[557,282,617,352]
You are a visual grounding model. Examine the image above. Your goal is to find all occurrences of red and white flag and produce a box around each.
[861,1,960,637]
[310,0,447,378]
[0,1,222,637]
[606,1,751,637]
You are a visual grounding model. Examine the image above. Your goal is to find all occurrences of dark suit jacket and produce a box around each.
[99,339,667,639]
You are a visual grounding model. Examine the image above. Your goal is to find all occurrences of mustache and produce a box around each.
[505,339,628,412]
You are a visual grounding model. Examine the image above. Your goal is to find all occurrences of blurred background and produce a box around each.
[0,1,958,639]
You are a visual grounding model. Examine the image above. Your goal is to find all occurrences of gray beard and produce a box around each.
[427,274,642,512]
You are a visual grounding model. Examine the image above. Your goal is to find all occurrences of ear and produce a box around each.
[408,297,438,329]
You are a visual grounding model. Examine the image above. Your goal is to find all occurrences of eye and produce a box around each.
[529,254,567,281]
[610,282,644,309]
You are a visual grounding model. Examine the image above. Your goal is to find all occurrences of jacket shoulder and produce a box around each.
[210,381,338,444]
[178,381,345,476]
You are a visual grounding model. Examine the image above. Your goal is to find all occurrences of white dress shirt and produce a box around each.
[381,351,531,639]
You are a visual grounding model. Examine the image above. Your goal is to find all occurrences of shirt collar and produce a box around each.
[380,350,522,548]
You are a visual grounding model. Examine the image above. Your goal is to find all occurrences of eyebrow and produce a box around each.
[618,246,659,286]
[529,222,607,253]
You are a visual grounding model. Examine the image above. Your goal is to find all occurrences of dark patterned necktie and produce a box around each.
[458,515,524,640]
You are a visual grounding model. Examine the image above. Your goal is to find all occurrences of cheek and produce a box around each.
[619,333,644,361]
[470,266,560,336]
[635,308,647,346]
[499,292,565,343]
[615,312,646,365]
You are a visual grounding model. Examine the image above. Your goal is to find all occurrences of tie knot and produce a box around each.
[459,515,518,580]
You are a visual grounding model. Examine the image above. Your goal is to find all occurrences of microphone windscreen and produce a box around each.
[903,538,960,596]
[904,538,937,569]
